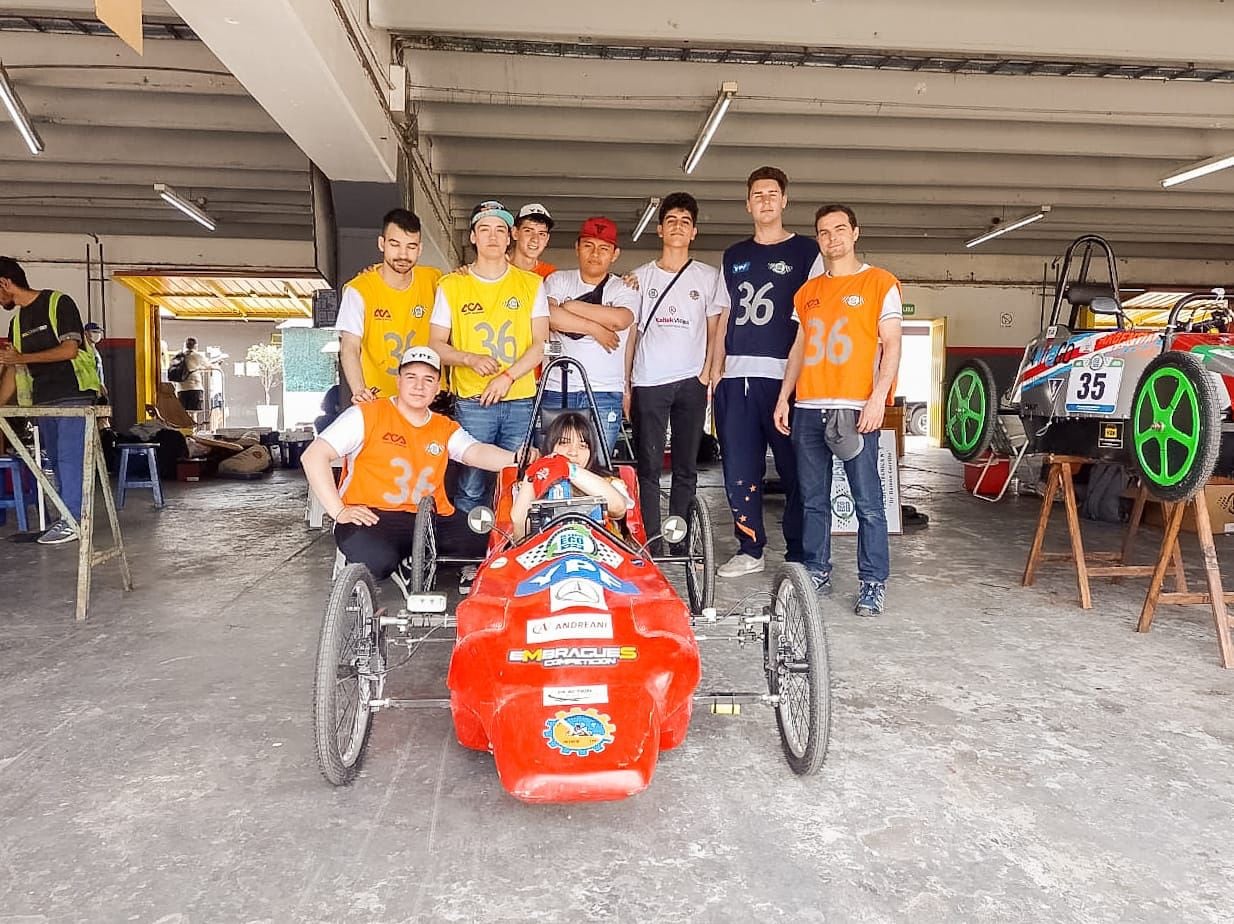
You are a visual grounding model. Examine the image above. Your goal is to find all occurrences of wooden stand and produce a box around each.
[0,407,133,621]
[1137,479,1234,669]
[1022,455,1186,609]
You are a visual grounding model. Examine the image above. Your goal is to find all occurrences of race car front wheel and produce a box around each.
[1131,350,1222,503]
[768,564,832,776]
[945,359,998,462]
[313,564,382,785]
[410,495,437,594]
[685,495,715,613]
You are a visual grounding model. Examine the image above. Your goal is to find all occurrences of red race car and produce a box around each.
[312,357,833,802]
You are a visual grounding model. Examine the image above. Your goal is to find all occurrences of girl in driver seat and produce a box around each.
[511,411,630,540]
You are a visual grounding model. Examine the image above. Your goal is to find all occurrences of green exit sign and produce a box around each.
[902,303,916,316]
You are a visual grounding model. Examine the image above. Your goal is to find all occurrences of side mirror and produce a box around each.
[1090,296,1122,315]
[467,506,496,535]
[662,516,688,545]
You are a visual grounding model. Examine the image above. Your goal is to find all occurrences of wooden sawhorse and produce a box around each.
[1137,478,1234,668]
[1022,455,1187,609]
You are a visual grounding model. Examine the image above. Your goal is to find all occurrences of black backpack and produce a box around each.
[167,351,188,383]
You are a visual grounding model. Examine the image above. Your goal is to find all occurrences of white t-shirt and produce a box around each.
[630,260,729,388]
[543,271,640,393]
[320,404,478,462]
[333,286,368,338]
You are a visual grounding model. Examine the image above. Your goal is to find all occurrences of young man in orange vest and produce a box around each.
[774,205,902,617]
[335,209,443,403]
[302,346,520,594]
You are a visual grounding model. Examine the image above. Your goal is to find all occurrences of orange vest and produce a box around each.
[533,261,556,279]
[339,400,460,515]
[793,266,901,404]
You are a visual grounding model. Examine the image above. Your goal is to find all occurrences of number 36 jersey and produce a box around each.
[792,264,903,410]
[721,235,824,380]
[323,400,477,515]
[431,266,549,400]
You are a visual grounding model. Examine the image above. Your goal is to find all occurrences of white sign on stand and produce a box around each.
[830,428,902,536]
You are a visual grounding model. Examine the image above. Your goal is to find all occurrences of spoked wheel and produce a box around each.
[767,564,832,776]
[1131,350,1222,503]
[685,496,715,613]
[945,359,998,462]
[410,495,437,594]
[313,563,384,785]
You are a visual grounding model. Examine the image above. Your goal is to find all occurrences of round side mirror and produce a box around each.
[467,506,496,535]
[662,515,687,545]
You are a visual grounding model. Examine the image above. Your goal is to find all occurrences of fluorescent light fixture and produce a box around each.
[154,182,216,231]
[0,62,43,155]
[965,206,1051,248]
[682,81,738,175]
[632,197,661,242]
[1161,153,1234,188]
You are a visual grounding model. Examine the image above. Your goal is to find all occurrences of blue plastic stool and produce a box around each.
[0,455,29,531]
[117,443,164,509]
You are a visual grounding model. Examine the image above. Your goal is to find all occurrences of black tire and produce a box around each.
[1130,350,1222,503]
[685,496,715,613]
[313,563,382,786]
[945,359,998,462]
[909,404,929,437]
[410,495,437,594]
[768,564,832,776]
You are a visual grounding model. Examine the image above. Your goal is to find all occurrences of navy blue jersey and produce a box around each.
[721,234,822,379]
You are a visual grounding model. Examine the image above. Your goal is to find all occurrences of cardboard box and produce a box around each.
[883,405,905,457]
[831,429,902,536]
[1143,484,1234,535]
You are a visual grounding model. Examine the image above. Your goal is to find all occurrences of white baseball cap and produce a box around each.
[515,202,554,230]
[398,346,441,372]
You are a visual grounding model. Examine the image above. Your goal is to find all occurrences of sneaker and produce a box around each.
[809,571,832,595]
[37,520,78,545]
[391,559,414,599]
[717,553,765,578]
[855,581,886,617]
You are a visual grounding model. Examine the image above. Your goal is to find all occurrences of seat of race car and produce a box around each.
[1064,282,1120,309]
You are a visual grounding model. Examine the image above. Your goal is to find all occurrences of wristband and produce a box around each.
[497,370,513,382]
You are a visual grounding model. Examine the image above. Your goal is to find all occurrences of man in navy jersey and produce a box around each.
[710,166,823,577]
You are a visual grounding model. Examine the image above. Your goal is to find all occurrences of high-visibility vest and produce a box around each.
[12,291,101,407]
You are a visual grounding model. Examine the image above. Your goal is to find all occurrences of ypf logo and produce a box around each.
[373,308,392,320]
[381,432,407,446]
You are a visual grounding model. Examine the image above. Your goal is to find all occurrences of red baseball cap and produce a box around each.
[578,216,619,247]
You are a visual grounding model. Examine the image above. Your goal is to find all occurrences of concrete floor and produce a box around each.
[2,442,1233,923]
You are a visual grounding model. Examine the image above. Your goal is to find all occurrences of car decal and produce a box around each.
[1018,331,1158,390]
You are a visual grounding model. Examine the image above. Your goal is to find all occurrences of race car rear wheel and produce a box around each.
[769,564,832,776]
[410,495,437,594]
[945,359,998,462]
[1131,350,1222,503]
[685,495,715,613]
[313,564,382,786]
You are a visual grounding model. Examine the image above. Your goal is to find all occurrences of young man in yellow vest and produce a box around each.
[335,209,443,403]
[302,346,519,594]
[430,200,550,513]
[0,256,101,545]
[774,205,902,617]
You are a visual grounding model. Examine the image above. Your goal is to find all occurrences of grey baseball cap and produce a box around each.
[824,408,864,462]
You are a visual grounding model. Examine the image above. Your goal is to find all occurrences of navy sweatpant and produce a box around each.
[714,376,803,561]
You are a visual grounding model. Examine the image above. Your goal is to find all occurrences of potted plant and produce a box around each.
[247,341,283,430]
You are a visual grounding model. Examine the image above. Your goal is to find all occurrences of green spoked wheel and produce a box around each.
[1131,351,1221,503]
[945,359,998,462]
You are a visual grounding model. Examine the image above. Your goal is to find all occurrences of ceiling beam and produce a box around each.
[20,85,281,134]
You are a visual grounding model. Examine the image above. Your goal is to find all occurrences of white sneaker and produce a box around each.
[717,553,765,578]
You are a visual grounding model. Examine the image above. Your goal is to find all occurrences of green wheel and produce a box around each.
[945,359,998,462]
[1131,351,1221,503]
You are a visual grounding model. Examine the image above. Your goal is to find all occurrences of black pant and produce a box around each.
[631,375,708,544]
[334,508,487,581]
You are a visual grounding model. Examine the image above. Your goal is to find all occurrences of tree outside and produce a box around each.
[246,342,284,406]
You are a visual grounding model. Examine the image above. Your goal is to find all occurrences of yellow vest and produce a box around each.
[437,267,542,400]
[346,265,442,398]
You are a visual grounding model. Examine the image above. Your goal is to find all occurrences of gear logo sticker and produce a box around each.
[843,295,864,308]
[426,441,443,456]
[543,708,616,757]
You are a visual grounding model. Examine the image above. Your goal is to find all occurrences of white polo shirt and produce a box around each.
[543,270,641,393]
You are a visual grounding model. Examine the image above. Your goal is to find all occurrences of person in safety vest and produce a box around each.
[0,256,101,545]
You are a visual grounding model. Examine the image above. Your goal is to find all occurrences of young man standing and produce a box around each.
[302,346,517,591]
[774,205,903,617]
[510,203,557,279]
[712,166,823,578]
[624,192,728,549]
[543,216,639,453]
[176,337,218,420]
[335,209,443,403]
[0,256,101,544]
[430,200,550,512]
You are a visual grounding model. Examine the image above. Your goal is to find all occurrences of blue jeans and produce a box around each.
[453,397,534,513]
[38,398,93,522]
[792,408,889,584]
[540,390,624,456]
